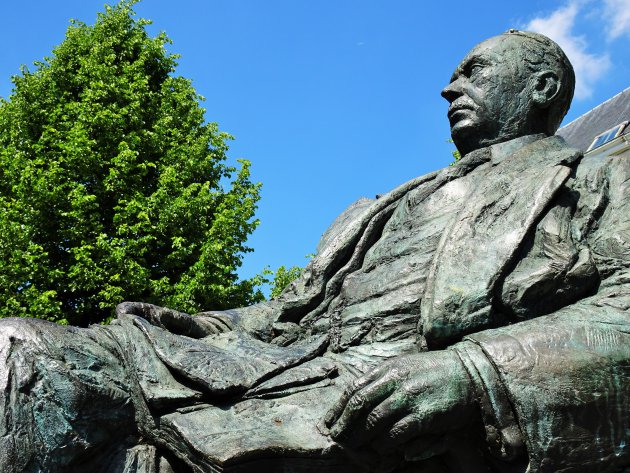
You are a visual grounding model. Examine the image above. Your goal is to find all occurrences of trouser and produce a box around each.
[0,318,137,472]
[0,316,507,473]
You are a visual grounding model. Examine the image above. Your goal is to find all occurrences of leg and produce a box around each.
[0,318,136,472]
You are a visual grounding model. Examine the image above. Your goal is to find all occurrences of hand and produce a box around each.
[324,350,478,459]
[116,302,234,338]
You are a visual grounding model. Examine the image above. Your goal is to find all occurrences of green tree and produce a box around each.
[448,139,461,163]
[269,265,303,299]
[0,0,264,325]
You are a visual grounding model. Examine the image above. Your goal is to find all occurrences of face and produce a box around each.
[441,35,535,155]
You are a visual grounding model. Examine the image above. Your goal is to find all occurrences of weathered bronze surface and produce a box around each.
[1,31,628,473]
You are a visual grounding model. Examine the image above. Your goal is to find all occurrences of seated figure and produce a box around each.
[1,30,628,473]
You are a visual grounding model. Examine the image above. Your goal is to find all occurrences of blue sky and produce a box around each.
[2,1,629,294]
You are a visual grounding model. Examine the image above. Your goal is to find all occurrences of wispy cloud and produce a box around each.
[603,0,630,39]
[524,1,611,100]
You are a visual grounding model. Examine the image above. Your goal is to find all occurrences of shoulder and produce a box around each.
[573,151,630,271]
[532,135,582,166]
[316,169,441,254]
[316,197,374,254]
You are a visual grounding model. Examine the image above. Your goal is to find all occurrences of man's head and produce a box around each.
[441,30,575,156]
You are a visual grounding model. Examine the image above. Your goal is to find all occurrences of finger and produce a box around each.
[132,303,162,323]
[323,383,361,429]
[115,302,133,317]
[338,390,409,448]
[215,314,235,331]
[158,308,194,334]
[116,301,150,318]
[328,372,399,441]
[372,412,426,453]
[324,371,380,428]
[194,317,227,336]
[196,314,234,334]
[373,385,463,453]
[198,319,223,335]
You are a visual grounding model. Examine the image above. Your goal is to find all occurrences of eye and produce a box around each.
[469,63,484,76]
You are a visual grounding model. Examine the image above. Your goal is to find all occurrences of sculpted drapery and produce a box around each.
[0,30,628,473]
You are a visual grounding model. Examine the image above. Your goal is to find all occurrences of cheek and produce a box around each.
[467,77,497,109]
[462,83,487,110]
[487,79,520,118]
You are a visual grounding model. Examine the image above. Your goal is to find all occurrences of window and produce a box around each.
[587,121,629,152]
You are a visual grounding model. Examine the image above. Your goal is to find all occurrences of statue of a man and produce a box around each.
[1,31,628,473]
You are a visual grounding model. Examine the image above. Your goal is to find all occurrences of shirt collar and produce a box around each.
[487,134,547,165]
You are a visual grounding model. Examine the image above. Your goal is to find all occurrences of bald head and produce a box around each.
[441,30,575,156]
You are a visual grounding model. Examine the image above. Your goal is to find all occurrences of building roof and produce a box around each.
[557,87,630,152]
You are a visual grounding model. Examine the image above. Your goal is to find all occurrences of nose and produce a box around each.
[441,79,462,103]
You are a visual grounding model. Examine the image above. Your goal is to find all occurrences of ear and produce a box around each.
[531,70,560,108]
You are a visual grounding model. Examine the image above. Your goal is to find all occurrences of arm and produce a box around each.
[461,282,630,472]
[115,300,285,341]
[115,197,379,341]
[324,153,630,470]
[324,284,630,472]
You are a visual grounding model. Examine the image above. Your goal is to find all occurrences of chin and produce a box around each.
[450,118,480,137]
[450,123,482,155]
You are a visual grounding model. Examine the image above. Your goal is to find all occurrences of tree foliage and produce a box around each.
[0,0,264,325]
[448,139,461,163]
[268,265,303,299]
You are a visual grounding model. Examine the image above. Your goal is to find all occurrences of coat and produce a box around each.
[117,135,628,471]
[1,135,627,473]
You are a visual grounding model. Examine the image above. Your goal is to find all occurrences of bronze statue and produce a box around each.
[0,30,628,473]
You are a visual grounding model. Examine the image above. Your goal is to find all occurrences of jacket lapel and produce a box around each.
[421,136,581,347]
[276,149,491,326]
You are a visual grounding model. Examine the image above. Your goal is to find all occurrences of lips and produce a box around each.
[448,104,473,118]
[447,100,476,123]
[448,108,473,123]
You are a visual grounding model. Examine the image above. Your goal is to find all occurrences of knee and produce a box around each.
[0,318,64,396]
[0,317,58,344]
[0,317,137,471]
[0,319,55,367]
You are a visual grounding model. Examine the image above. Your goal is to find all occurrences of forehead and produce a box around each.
[452,35,523,79]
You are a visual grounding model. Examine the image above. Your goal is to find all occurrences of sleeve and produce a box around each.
[454,278,630,473]
[451,155,630,472]
[195,300,283,342]
[196,197,377,342]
